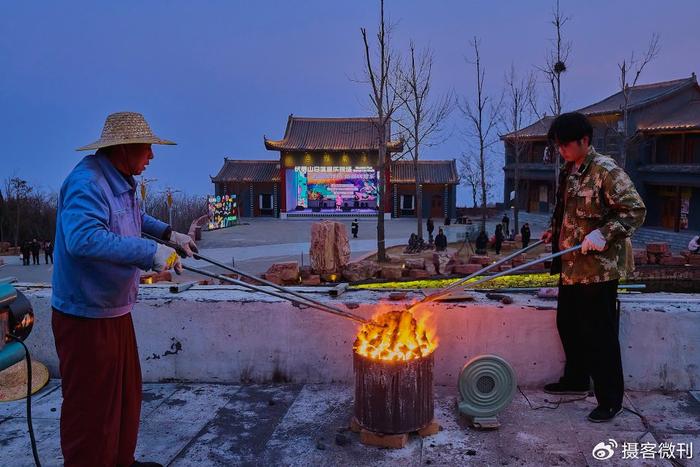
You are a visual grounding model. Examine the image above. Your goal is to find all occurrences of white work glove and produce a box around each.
[170,231,197,257]
[581,229,606,254]
[153,243,183,274]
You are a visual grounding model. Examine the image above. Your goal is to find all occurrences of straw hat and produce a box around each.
[0,359,49,402]
[76,111,176,151]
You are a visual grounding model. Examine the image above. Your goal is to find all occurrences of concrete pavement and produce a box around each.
[0,381,698,466]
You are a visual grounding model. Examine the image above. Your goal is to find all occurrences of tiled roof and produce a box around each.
[211,159,280,183]
[501,116,555,140]
[211,159,459,185]
[264,116,403,152]
[390,160,459,184]
[502,75,699,140]
[637,99,700,132]
[577,77,696,116]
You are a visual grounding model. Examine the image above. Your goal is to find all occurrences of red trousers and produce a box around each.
[52,310,142,467]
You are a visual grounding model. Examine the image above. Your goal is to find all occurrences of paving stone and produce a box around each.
[147,383,239,424]
[626,391,700,434]
[1,382,698,466]
[137,383,242,463]
[0,417,62,467]
[140,383,179,419]
[260,384,423,466]
[0,379,61,419]
[170,384,302,466]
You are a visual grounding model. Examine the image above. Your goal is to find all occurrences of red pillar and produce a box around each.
[279,157,286,214]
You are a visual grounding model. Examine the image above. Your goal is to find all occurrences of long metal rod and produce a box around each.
[407,240,544,311]
[464,245,582,290]
[142,233,369,324]
[181,263,369,324]
[474,284,646,293]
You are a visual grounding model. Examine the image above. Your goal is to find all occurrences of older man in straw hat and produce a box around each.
[52,112,196,467]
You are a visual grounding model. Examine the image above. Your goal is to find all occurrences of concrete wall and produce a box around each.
[18,285,700,390]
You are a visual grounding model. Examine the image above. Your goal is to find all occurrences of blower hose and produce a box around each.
[8,334,41,467]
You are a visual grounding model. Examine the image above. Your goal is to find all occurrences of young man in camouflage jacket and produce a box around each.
[541,112,646,423]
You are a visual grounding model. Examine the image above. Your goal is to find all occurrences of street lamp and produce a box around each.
[138,177,158,214]
[163,187,182,227]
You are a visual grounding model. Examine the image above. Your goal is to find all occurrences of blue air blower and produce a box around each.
[0,281,35,371]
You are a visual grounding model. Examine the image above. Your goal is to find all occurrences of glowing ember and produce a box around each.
[354,310,436,361]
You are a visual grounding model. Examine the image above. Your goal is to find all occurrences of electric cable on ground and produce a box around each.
[8,334,41,467]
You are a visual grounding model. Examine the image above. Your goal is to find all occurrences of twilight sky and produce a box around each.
[1,0,699,205]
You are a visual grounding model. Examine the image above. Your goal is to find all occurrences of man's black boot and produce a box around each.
[131,461,164,467]
[588,406,623,423]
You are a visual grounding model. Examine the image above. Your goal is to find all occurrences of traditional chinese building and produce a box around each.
[211,115,458,219]
[502,74,700,231]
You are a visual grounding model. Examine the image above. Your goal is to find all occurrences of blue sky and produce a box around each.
[1,0,698,205]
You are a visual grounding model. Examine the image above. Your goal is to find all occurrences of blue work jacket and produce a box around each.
[51,153,169,318]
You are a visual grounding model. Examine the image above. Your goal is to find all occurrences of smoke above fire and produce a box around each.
[354,309,437,361]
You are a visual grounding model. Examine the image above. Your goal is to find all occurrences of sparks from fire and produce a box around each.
[354,309,437,361]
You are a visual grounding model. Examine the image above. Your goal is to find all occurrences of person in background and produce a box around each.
[30,238,41,265]
[521,223,531,249]
[426,217,434,243]
[494,224,504,255]
[475,230,488,255]
[21,240,31,266]
[444,216,451,226]
[44,240,54,264]
[501,213,510,236]
[351,219,359,238]
[434,228,447,251]
[51,112,195,467]
[688,235,700,253]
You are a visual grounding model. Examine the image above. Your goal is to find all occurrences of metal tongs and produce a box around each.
[407,241,582,312]
[142,233,369,324]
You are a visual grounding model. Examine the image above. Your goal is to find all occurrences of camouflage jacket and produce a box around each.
[551,147,646,285]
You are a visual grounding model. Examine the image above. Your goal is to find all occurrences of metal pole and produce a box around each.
[180,263,369,324]
[408,240,545,311]
[142,232,369,324]
[464,245,581,290]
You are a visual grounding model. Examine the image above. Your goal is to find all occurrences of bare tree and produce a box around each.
[1,177,57,246]
[537,0,571,192]
[458,151,491,209]
[459,37,502,232]
[144,191,208,234]
[7,177,33,246]
[360,0,401,262]
[503,65,536,235]
[617,33,661,169]
[394,41,452,240]
[0,187,5,243]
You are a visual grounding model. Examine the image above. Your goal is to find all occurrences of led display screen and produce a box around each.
[207,194,237,229]
[287,166,378,211]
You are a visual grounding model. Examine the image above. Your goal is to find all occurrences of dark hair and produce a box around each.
[547,112,593,145]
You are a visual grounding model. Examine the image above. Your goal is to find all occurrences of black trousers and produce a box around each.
[556,279,623,409]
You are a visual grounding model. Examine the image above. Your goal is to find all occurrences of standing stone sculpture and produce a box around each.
[310,221,350,275]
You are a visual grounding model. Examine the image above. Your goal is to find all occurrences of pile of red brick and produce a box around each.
[638,242,690,266]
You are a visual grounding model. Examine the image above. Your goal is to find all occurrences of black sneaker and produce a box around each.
[131,462,164,467]
[543,381,590,396]
[588,406,623,423]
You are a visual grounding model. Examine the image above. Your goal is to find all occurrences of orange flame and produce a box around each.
[354,308,437,361]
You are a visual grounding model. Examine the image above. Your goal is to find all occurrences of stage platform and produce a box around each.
[285,209,379,218]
